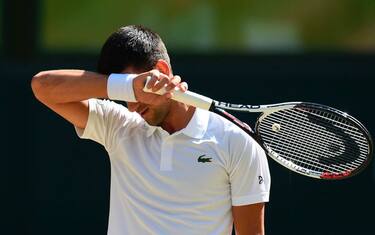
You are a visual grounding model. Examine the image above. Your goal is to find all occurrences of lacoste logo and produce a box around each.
[258,176,264,184]
[197,154,212,163]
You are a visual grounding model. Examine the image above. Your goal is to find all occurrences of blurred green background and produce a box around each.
[1,0,375,234]
[40,0,375,53]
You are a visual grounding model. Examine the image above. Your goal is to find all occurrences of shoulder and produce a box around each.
[89,98,128,114]
[89,99,137,117]
[88,98,145,127]
[206,111,264,159]
[206,111,253,143]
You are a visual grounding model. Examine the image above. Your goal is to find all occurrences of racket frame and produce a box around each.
[252,102,373,179]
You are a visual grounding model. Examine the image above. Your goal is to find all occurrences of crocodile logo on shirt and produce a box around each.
[197,154,212,163]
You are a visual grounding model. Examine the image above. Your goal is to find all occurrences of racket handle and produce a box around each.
[143,76,213,110]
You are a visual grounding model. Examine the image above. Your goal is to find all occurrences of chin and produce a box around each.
[145,120,160,127]
[141,109,166,127]
[143,116,160,126]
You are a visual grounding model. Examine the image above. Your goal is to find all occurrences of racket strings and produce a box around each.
[261,125,362,172]
[300,109,368,141]
[262,123,365,164]
[269,144,352,173]
[297,108,369,150]
[260,125,364,168]
[273,108,369,152]
[263,110,369,156]
[258,106,369,175]
[279,109,368,148]
[272,110,368,167]
[263,110,331,171]
[261,113,367,163]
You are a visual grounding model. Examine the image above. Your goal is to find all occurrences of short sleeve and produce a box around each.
[229,134,271,206]
[75,98,142,152]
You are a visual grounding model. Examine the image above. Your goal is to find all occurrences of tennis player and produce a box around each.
[31,25,271,235]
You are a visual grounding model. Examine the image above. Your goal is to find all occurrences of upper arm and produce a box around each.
[31,70,108,129]
[31,70,139,150]
[227,131,270,234]
[232,203,265,235]
[229,133,271,206]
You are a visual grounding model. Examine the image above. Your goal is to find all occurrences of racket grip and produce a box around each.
[143,76,213,110]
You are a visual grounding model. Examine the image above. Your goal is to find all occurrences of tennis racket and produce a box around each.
[143,78,373,180]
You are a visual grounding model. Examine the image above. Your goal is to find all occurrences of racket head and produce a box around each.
[255,102,373,180]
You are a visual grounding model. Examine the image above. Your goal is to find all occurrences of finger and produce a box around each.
[152,74,170,92]
[146,70,161,89]
[162,91,173,100]
[145,76,159,89]
[177,82,188,92]
[165,75,181,91]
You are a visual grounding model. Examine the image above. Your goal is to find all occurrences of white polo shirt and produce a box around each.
[75,99,270,235]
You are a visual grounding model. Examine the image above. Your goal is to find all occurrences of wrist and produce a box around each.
[107,73,137,102]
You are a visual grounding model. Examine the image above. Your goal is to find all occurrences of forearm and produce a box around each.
[31,69,108,104]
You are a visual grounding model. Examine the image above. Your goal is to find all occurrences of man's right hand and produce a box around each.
[132,69,188,106]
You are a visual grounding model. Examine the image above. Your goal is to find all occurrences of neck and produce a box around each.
[161,101,196,134]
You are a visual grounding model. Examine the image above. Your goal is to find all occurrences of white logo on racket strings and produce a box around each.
[272,123,281,132]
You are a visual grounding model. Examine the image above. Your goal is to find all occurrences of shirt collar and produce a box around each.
[180,108,209,139]
[145,108,209,139]
[145,124,158,137]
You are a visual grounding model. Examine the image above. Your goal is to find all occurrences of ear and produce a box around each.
[155,59,172,77]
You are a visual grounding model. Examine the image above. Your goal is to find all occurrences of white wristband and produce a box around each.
[107,73,137,102]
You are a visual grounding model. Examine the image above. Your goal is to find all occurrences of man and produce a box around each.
[31,25,271,235]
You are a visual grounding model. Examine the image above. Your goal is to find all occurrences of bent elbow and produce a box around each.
[31,71,49,101]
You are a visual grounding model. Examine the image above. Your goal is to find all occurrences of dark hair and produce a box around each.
[97,25,170,75]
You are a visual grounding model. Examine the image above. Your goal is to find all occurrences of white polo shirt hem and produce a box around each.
[232,192,270,206]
